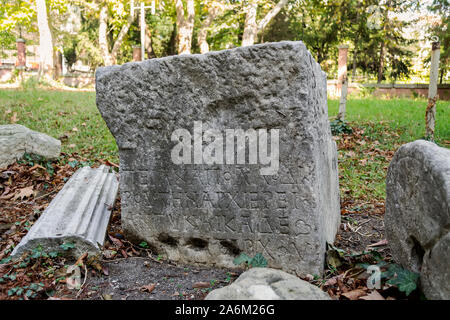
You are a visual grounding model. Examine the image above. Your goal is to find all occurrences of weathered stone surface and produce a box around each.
[96,41,340,276]
[0,124,61,169]
[205,267,330,300]
[385,140,450,300]
[11,165,119,259]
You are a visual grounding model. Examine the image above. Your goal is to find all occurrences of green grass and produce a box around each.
[328,97,449,203]
[0,88,117,162]
[1,88,449,203]
[328,98,450,145]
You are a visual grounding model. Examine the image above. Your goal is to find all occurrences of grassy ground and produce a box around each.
[0,88,116,162]
[328,98,449,202]
[1,88,449,204]
[328,98,450,145]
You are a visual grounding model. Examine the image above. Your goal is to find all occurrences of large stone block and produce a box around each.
[206,267,330,300]
[385,140,450,300]
[0,124,61,169]
[96,41,340,276]
[11,165,119,259]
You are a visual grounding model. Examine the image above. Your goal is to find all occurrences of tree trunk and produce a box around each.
[242,0,258,46]
[425,41,440,140]
[352,50,357,80]
[198,2,224,54]
[377,41,385,83]
[242,0,288,47]
[352,34,359,80]
[168,22,177,56]
[99,5,135,65]
[175,0,195,54]
[36,0,54,79]
[110,12,136,63]
[99,6,113,66]
[145,24,155,59]
[377,2,389,84]
[257,0,288,33]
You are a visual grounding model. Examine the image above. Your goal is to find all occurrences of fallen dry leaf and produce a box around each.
[103,249,117,259]
[140,283,156,293]
[359,290,385,300]
[109,235,123,248]
[102,265,109,276]
[75,252,88,266]
[341,289,367,300]
[28,164,46,172]
[0,192,14,200]
[367,239,388,247]
[105,160,119,168]
[10,112,18,123]
[14,186,34,200]
[192,282,210,289]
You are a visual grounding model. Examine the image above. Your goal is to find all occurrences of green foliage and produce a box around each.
[0,0,36,33]
[31,245,48,259]
[330,119,353,135]
[18,152,56,176]
[233,252,268,268]
[384,264,420,296]
[7,282,44,298]
[233,252,251,265]
[427,0,449,83]
[59,242,75,251]
[250,253,268,268]
[139,241,149,249]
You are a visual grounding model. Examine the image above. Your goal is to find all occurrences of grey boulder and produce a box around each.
[205,267,330,300]
[385,140,450,300]
[0,124,61,169]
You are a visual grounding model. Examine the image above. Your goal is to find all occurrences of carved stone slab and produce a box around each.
[11,165,119,258]
[96,41,340,276]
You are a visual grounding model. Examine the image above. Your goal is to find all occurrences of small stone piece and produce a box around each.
[205,268,330,300]
[0,124,61,169]
[385,140,450,300]
[11,165,119,259]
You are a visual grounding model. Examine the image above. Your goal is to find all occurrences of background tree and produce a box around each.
[242,0,288,46]
[197,0,228,53]
[36,0,54,78]
[175,0,195,54]
[427,0,449,84]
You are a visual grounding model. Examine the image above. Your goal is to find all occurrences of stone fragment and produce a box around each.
[11,165,119,259]
[96,41,340,276]
[0,124,61,169]
[205,267,331,300]
[385,140,450,300]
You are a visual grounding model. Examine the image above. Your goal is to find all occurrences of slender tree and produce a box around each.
[197,0,227,54]
[98,2,136,66]
[242,0,289,46]
[36,0,54,78]
[175,0,195,54]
